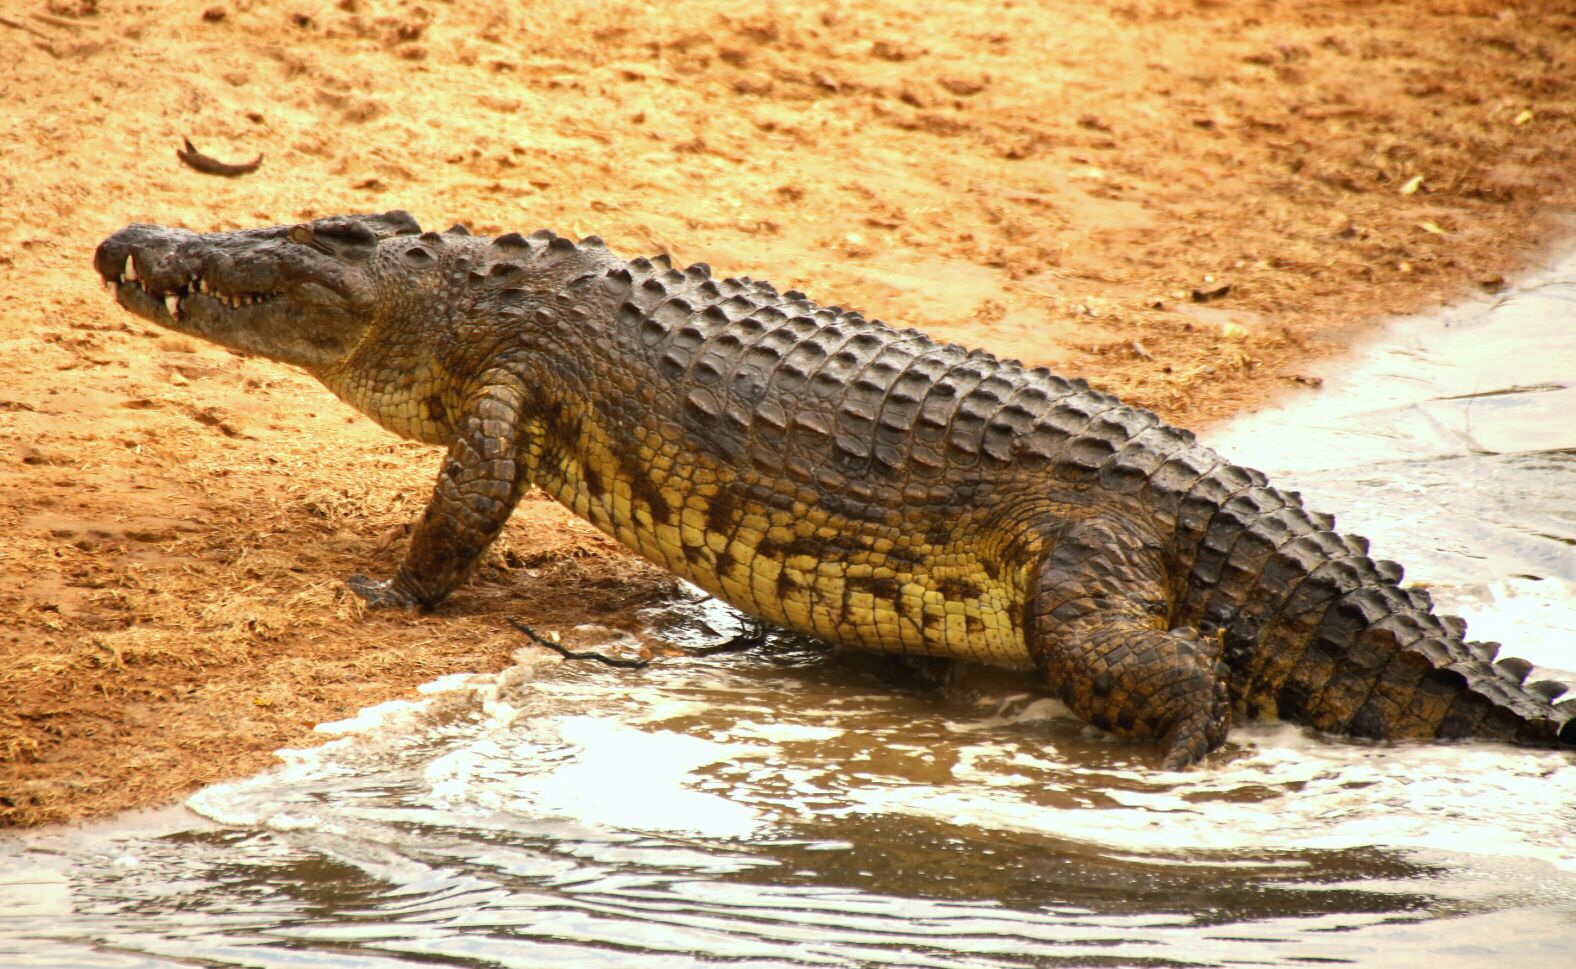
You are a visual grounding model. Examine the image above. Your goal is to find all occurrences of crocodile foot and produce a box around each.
[1156,668,1232,771]
[347,573,421,610]
[1157,710,1225,770]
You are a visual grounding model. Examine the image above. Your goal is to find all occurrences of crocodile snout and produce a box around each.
[94,224,200,288]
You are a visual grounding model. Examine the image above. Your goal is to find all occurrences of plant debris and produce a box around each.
[176,138,264,177]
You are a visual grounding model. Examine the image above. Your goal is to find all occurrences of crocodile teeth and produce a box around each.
[165,294,181,320]
[122,255,137,282]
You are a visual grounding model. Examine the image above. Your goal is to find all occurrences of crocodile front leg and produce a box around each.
[349,374,532,610]
[1026,517,1231,769]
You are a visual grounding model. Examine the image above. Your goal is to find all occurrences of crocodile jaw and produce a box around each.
[105,254,274,327]
[103,256,351,369]
[93,218,396,372]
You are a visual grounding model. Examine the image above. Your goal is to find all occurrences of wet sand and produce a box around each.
[2,0,1575,826]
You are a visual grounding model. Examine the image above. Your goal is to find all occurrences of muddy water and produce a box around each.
[4,252,1575,967]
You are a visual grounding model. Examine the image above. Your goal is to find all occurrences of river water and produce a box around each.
[4,250,1574,967]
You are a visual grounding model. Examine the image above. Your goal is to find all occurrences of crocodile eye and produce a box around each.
[316,219,380,249]
[288,225,313,245]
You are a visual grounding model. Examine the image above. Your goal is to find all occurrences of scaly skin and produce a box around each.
[93,212,1576,768]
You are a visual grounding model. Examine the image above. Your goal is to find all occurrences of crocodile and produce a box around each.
[93,211,1576,768]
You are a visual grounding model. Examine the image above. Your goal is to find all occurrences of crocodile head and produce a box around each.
[94,211,423,371]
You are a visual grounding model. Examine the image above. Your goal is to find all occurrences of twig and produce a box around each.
[685,614,769,655]
[0,15,48,39]
[508,617,650,669]
[30,12,87,30]
[508,611,770,668]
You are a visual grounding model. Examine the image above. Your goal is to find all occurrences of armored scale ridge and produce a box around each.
[94,211,1576,769]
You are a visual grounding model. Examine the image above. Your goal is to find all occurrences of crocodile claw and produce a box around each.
[1156,673,1232,771]
[1158,717,1218,771]
[347,573,421,610]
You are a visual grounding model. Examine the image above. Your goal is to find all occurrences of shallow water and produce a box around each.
[4,251,1574,967]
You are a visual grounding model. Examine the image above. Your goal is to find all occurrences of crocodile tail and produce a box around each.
[1248,540,1573,746]
[1153,456,1576,747]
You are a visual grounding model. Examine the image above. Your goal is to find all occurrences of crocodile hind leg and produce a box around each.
[1025,517,1231,769]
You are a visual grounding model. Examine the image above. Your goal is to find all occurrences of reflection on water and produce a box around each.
[4,250,1575,967]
